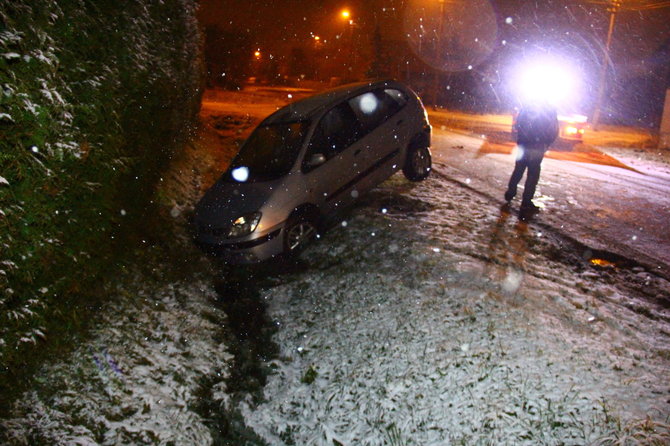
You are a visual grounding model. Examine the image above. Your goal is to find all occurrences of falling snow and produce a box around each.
[3,84,669,446]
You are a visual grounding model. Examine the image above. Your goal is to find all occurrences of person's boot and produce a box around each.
[520,201,540,213]
[504,189,515,202]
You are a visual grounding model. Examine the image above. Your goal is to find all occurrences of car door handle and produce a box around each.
[354,149,362,156]
[396,119,404,126]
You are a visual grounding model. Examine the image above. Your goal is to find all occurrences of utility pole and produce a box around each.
[431,0,446,110]
[591,0,622,129]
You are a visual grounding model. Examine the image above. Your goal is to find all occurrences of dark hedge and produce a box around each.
[0,0,202,400]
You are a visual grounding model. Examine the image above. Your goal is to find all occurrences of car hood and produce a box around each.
[194,177,283,227]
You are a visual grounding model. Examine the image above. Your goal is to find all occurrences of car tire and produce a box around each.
[283,212,319,255]
[402,145,432,181]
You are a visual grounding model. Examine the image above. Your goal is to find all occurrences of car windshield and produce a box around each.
[228,120,309,182]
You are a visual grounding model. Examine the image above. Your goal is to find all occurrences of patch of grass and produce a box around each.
[191,373,269,446]
[595,411,670,445]
[300,364,318,384]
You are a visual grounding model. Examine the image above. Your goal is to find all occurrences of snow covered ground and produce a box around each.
[1,89,669,445]
[234,172,670,445]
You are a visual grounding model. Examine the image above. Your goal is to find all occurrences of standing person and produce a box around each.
[504,101,559,216]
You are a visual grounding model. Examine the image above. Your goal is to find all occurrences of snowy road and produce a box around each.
[428,126,670,278]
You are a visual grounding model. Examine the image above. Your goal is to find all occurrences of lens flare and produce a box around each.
[512,58,579,108]
[402,0,497,72]
[358,93,378,114]
[232,166,250,182]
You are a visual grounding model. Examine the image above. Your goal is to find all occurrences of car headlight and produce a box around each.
[228,212,261,238]
[564,126,579,135]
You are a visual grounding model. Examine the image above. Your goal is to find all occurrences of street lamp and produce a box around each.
[252,50,262,83]
[589,0,670,129]
[338,8,356,79]
[591,0,621,129]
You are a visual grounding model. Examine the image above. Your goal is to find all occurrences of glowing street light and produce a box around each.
[341,9,351,20]
[253,50,261,59]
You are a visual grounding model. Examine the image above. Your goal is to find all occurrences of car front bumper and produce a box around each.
[194,226,284,264]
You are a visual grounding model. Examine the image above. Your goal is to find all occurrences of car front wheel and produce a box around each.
[402,145,432,181]
[283,213,319,255]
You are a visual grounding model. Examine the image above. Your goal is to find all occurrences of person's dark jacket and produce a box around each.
[515,104,559,147]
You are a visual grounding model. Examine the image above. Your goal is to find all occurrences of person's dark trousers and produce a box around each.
[505,144,546,206]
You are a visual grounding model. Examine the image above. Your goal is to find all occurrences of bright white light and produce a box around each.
[512,57,578,107]
[514,145,525,161]
[358,93,378,114]
[232,166,249,182]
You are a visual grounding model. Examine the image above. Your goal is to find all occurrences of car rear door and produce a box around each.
[346,88,412,190]
[301,101,367,213]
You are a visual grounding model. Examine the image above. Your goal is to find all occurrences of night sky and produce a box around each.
[198,0,670,121]
[197,0,670,61]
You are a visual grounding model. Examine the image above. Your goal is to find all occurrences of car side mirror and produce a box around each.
[306,153,326,168]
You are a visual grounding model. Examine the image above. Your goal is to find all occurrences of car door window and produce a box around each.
[307,102,362,161]
[230,120,308,182]
[349,89,407,136]
[349,91,385,134]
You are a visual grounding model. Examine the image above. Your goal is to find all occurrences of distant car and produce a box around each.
[193,79,432,263]
[557,113,588,145]
[512,110,587,149]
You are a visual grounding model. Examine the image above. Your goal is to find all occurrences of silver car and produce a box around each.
[193,79,432,263]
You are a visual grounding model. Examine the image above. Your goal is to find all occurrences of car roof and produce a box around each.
[263,79,409,124]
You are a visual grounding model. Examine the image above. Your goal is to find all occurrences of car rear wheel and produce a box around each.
[283,213,319,255]
[402,145,432,181]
